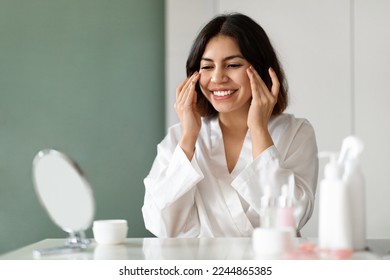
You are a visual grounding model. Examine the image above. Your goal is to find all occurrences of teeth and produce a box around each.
[213,90,234,96]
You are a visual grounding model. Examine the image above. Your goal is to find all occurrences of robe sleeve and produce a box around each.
[142,126,204,237]
[231,119,318,232]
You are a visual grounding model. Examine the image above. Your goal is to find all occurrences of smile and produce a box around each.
[212,90,236,97]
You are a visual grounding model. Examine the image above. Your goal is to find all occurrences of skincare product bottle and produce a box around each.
[276,177,296,230]
[258,161,282,228]
[260,184,278,228]
[338,136,366,251]
[318,152,352,251]
[253,162,296,258]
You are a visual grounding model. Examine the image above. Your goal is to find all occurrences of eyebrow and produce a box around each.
[201,55,245,62]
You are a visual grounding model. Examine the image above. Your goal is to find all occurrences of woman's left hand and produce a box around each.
[246,66,279,132]
[246,66,280,158]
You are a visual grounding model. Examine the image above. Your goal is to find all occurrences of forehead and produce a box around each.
[202,35,243,59]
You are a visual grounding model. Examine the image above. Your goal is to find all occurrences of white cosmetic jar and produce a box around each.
[93,219,128,245]
[252,227,296,259]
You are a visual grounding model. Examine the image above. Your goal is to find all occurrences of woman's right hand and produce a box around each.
[175,72,201,160]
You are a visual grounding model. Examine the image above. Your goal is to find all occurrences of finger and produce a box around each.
[176,72,198,103]
[176,78,188,100]
[251,66,272,96]
[268,67,280,97]
[249,67,278,104]
[183,72,200,106]
[247,66,267,100]
[246,67,258,95]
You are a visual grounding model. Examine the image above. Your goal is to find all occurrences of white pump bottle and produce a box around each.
[338,136,366,251]
[318,152,352,251]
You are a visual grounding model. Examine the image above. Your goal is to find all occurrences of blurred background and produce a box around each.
[0,0,164,254]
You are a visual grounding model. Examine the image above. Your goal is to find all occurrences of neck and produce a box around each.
[218,110,248,135]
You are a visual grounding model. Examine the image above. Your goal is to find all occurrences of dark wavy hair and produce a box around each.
[186,13,288,117]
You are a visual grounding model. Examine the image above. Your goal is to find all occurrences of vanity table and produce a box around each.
[2,238,389,280]
[1,237,390,260]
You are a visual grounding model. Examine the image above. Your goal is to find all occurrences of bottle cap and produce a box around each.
[338,135,364,165]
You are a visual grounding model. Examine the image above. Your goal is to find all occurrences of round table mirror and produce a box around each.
[32,149,95,256]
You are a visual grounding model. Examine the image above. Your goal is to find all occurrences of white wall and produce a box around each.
[165,0,390,238]
[354,0,390,238]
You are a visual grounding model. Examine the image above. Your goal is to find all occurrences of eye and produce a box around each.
[228,64,242,69]
[200,65,213,70]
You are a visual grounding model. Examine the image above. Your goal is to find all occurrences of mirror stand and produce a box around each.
[33,230,91,258]
[67,231,90,247]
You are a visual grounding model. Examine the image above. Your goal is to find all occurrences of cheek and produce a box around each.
[236,71,251,86]
[236,72,252,96]
[198,75,209,93]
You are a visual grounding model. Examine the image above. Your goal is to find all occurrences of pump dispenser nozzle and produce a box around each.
[318,151,342,180]
[338,136,364,165]
[278,184,290,208]
[278,174,294,208]
[260,184,279,228]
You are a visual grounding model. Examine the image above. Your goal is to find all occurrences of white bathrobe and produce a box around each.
[142,113,318,237]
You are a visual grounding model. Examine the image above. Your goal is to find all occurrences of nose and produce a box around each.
[211,67,228,83]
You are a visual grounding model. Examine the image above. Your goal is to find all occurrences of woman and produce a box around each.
[142,13,318,237]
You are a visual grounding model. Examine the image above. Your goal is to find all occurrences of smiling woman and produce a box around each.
[142,13,319,238]
[199,36,253,114]
[187,16,288,120]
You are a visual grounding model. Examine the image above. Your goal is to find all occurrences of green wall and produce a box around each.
[0,0,164,254]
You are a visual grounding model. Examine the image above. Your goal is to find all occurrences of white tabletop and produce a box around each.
[1,238,390,260]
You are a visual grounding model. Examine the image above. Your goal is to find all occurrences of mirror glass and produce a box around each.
[32,149,95,256]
